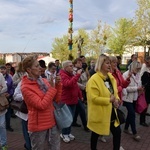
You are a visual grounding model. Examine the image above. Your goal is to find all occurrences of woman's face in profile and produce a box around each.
[101,59,111,73]
[29,60,41,78]
[111,60,117,70]
[132,67,141,74]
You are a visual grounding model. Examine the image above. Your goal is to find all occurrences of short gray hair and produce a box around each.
[62,60,72,69]
[109,56,117,62]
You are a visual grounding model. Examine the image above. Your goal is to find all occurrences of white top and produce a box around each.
[73,67,88,90]
[45,69,56,83]
[12,72,27,87]
[0,73,7,94]
[13,81,28,121]
[122,70,140,103]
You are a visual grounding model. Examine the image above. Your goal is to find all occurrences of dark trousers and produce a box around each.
[5,106,12,128]
[82,90,87,102]
[62,104,76,135]
[22,119,31,150]
[123,101,137,135]
[91,122,121,150]
[73,100,87,127]
[140,108,147,124]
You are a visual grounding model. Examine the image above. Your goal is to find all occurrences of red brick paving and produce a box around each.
[6,113,150,150]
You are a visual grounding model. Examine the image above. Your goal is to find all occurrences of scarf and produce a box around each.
[28,76,48,93]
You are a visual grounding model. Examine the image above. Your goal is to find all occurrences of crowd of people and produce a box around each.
[0,53,150,150]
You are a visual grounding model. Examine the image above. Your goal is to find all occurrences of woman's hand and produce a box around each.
[55,75,61,84]
[110,94,119,108]
[4,92,10,98]
[138,86,144,92]
[76,69,83,75]
[113,99,119,108]
[110,94,115,103]
[49,77,55,87]
[127,72,132,80]
[138,87,144,95]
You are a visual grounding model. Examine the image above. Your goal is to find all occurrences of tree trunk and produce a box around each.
[144,45,146,58]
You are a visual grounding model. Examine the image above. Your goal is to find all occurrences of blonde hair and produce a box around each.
[95,54,110,72]
[62,60,72,69]
[22,55,38,72]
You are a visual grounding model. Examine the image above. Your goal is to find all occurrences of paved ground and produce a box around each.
[5,107,150,150]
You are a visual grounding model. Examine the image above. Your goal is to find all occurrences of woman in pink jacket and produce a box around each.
[21,55,62,150]
[109,56,131,102]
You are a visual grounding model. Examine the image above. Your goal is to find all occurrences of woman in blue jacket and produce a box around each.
[0,65,14,132]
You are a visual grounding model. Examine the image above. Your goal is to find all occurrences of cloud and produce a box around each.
[38,17,56,24]
[74,21,96,31]
[0,0,138,53]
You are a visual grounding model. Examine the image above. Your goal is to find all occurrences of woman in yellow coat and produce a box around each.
[86,54,121,150]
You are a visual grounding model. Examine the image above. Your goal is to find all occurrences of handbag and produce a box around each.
[0,94,9,111]
[53,102,73,130]
[10,100,28,114]
[117,108,126,124]
[146,104,150,115]
[135,93,147,114]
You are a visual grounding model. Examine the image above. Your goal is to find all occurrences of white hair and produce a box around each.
[62,60,72,69]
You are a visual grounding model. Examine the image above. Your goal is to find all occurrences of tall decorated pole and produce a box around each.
[68,0,73,60]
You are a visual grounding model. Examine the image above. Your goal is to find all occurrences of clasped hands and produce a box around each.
[110,94,119,108]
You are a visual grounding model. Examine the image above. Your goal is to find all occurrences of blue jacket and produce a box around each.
[4,74,14,98]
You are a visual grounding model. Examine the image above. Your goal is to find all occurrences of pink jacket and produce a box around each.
[111,69,130,101]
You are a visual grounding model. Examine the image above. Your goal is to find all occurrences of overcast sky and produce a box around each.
[0,0,138,53]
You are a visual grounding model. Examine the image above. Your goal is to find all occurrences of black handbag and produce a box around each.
[117,109,125,124]
[10,100,28,114]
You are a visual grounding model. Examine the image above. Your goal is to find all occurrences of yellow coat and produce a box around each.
[86,71,120,135]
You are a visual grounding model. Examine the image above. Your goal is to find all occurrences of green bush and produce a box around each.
[0,59,6,65]
[120,64,126,73]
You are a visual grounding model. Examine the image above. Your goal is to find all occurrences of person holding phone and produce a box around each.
[21,55,62,150]
[72,58,89,132]
[109,56,131,102]
[45,62,57,83]
[122,61,143,141]
[59,60,83,143]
